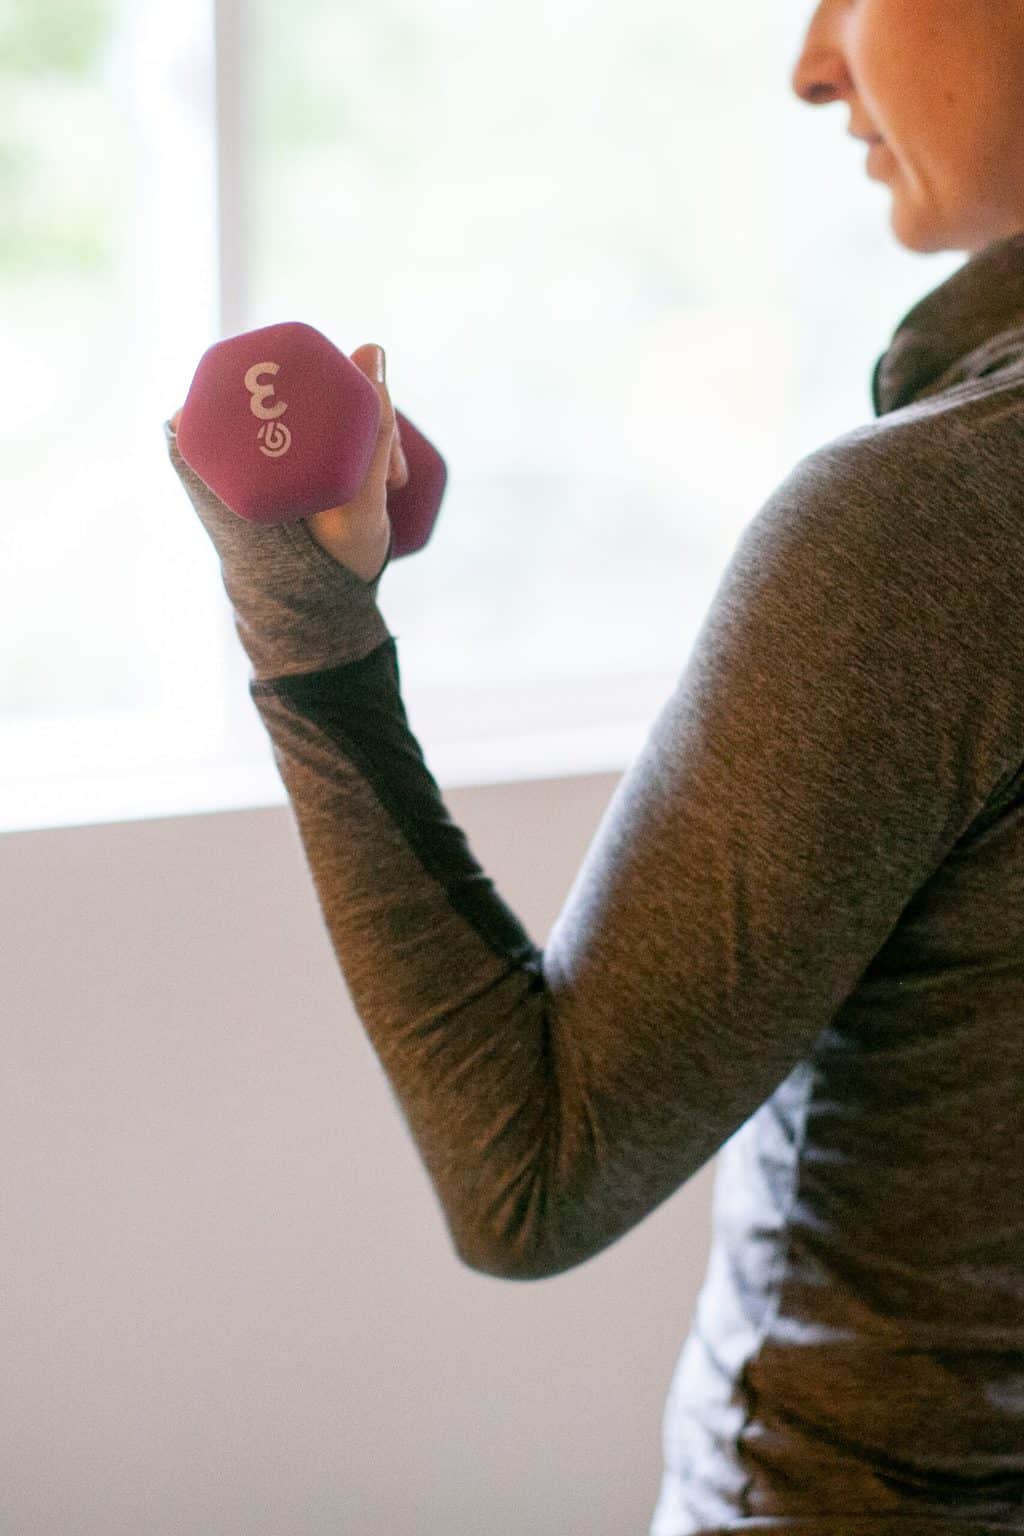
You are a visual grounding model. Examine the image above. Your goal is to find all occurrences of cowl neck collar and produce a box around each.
[872,231,1024,416]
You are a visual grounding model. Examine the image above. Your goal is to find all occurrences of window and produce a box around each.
[2,0,945,832]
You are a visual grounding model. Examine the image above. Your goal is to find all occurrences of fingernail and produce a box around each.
[375,346,386,384]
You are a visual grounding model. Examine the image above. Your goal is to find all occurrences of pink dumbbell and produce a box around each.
[172,321,447,558]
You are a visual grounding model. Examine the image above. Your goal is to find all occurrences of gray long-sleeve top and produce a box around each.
[164,230,1024,1536]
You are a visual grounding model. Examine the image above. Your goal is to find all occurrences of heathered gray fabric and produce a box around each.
[164,230,1024,1535]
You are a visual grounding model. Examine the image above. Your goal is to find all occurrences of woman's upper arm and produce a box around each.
[530,439,1024,1278]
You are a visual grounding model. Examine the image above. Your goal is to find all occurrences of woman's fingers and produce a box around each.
[388,425,410,490]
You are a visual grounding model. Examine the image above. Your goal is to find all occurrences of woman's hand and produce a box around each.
[169,341,409,584]
[305,343,409,581]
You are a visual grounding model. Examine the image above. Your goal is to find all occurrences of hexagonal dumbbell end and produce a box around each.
[173,320,447,557]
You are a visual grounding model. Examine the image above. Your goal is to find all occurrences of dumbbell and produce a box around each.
[172,320,447,559]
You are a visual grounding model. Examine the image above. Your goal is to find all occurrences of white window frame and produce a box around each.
[2,0,677,835]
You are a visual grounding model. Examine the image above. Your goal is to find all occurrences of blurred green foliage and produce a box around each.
[0,0,117,77]
[252,0,431,177]
[0,0,121,278]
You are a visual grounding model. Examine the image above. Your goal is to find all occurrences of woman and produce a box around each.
[164,2,1024,1530]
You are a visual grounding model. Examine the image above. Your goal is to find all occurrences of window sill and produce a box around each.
[0,717,644,836]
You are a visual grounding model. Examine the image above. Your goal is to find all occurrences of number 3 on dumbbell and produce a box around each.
[242,361,293,459]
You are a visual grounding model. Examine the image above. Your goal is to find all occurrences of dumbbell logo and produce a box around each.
[244,360,292,458]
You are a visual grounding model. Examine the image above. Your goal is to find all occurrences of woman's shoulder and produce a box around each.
[768,377,1024,564]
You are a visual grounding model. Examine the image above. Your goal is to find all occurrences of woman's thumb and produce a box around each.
[351,341,387,387]
[350,342,408,488]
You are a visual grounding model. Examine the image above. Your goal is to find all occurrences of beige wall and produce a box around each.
[1,770,715,1536]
